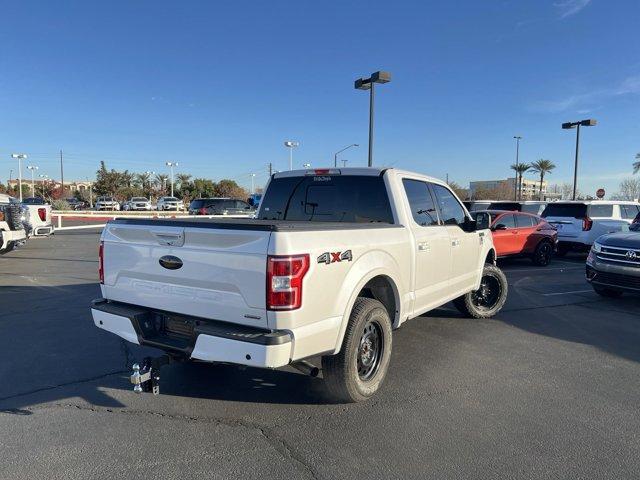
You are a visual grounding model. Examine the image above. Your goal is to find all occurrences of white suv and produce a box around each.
[156,196,184,211]
[541,201,640,255]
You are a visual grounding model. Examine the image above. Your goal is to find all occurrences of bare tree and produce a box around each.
[613,177,640,201]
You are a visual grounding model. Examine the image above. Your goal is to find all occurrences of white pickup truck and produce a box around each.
[92,168,507,402]
[0,194,27,254]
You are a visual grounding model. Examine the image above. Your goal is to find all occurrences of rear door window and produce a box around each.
[432,184,467,226]
[588,204,613,217]
[402,179,439,226]
[515,214,536,228]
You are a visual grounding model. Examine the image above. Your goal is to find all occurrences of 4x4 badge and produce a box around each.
[318,250,353,265]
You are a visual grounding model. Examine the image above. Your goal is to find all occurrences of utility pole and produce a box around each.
[60,149,65,195]
[513,136,522,201]
[268,162,272,176]
[355,71,391,167]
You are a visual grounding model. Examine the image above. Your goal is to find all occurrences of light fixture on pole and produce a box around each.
[145,171,156,192]
[355,71,391,167]
[302,163,311,168]
[38,174,49,197]
[513,136,522,201]
[10,153,27,202]
[284,141,299,170]
[165,162,178,197]
[87,177,93,208]
[333,144,359,168]
[27,165,39,197]
[562,119,597,200]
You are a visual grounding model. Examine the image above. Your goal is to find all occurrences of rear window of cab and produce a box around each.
[259,175,393,223]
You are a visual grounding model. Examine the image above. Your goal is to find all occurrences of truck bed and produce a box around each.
[108,217,402,231]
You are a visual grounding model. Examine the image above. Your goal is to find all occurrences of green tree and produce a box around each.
[176,173,192,191]
[530,159,556,200]
[215,179,248,199]
[510,163,531,200]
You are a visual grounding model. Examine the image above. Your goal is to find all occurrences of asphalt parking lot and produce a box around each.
[1,229,639,479]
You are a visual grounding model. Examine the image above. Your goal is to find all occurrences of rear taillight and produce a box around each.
[582,217,593,231]
[199,207,207,215]
[267,254,309,310]
[98,241,104,284]
[37,208,46,222]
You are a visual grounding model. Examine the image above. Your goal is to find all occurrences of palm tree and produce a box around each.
[155,173,169,193]
[633,153,640,174]
[530,159,556,200]
[135,172,151,189]
[510,163,531,200]
[176,173,192,191]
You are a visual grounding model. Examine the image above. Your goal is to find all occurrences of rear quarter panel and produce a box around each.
[268,226,412,358]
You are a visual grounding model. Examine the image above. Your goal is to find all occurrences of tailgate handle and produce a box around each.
[151,231,185,247]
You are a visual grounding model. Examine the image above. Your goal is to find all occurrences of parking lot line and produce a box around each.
[542,289,594,296]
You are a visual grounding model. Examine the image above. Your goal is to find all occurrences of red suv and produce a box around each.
[487,210,558,266]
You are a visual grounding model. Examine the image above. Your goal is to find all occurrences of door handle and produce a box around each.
[451,239,460,247]
[417,241,430,252]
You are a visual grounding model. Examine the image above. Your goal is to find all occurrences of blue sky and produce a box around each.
[1,0,639,195]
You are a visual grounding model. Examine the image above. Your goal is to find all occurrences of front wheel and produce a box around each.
[322,297,393,403]
[453,264,508,319]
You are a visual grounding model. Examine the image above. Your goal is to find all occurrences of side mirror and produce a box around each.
[475,212,491,230]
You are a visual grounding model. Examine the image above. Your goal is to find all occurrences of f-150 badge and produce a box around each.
[318,250,353,265]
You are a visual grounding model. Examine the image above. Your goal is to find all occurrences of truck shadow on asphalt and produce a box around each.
[1,273,638,413]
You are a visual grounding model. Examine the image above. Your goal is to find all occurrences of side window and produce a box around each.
[402,179,439,226]
[588,204,613,217]
[495,214,516,229]
[621,204,640,220]
[432,184,466,226]
[515,214,536,228]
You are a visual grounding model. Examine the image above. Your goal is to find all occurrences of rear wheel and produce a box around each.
[593,285,623,298]
[532,240,553,266]
[453,264,508,319]
[322,297,392,403]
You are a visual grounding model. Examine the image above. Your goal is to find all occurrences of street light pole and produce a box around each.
[284,141,299,170]
[355,71,391,167]
[27,165,39,196]
[333,144,359,168]
[562,119,596,200]
[250,173,255,194]
[39,174,49,197]
[11,154,27,202]
[513,136,522,201]
[165,162,178,197]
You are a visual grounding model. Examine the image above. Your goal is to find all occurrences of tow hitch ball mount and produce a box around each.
[130,355,172,395]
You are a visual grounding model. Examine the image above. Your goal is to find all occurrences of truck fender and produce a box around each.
[473,237,497,290]
[331,249,405,354]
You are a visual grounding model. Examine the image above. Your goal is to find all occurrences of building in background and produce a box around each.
[469,177,551,200]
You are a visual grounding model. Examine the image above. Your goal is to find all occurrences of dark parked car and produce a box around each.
[586,213,640,296]
[188,198,254,216]
[66,198,88,210]
[22,197,48,205]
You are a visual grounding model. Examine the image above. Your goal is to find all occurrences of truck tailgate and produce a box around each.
[101,221,271,328]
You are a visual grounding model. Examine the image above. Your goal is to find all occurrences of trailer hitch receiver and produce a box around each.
[130,355,172,395]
